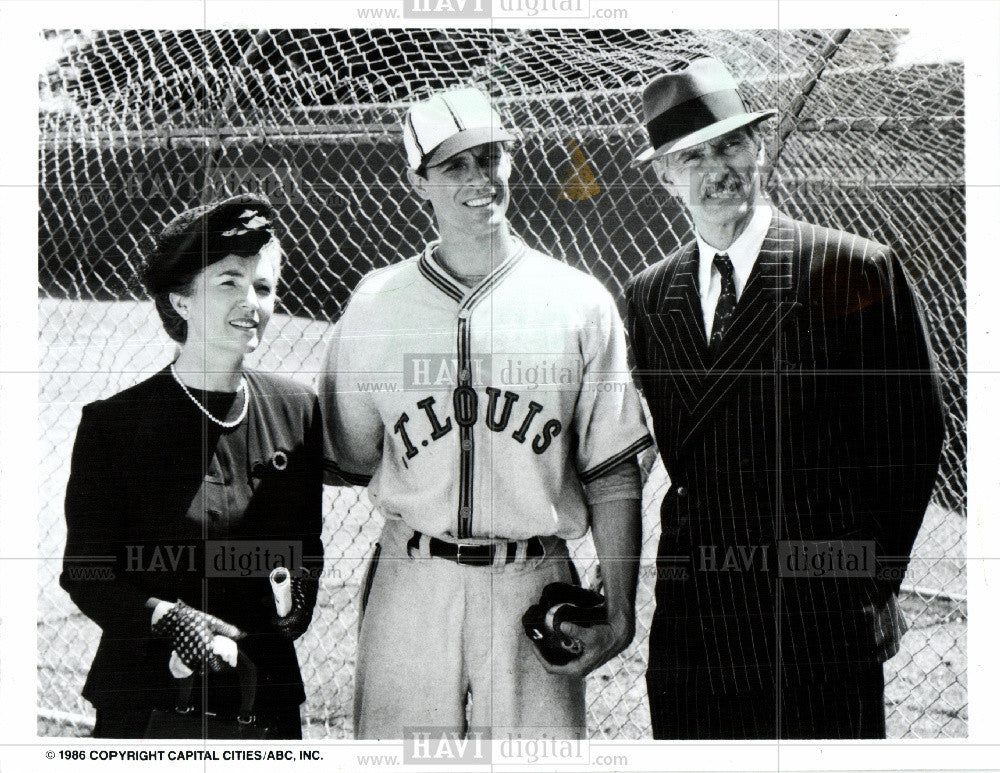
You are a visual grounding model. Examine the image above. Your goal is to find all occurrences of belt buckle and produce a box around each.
[457,543,491,567]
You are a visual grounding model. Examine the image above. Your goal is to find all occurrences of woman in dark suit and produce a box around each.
[60,194,324,738]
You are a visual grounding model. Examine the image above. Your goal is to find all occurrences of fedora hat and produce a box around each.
[636,58,776,163]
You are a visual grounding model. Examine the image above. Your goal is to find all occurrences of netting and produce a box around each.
[38,28,966,738]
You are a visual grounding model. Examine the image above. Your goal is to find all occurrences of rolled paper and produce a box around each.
[270,567,292,618]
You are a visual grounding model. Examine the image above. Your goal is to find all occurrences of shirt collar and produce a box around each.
[696,204,773,296]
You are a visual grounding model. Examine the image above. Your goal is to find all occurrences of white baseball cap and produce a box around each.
[402,87,518,172]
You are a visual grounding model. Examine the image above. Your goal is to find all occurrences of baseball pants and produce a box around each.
[353,518,586,740]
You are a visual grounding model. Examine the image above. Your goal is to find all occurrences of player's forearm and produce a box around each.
[589,498,641,643]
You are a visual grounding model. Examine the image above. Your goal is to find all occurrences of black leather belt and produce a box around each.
[407,532,545,567]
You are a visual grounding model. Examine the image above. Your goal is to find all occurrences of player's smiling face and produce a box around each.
[171,240,281,358]
[410,142,512,235]
[654,127,764,231]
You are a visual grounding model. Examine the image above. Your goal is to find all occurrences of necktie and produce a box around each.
[710,253,737,354]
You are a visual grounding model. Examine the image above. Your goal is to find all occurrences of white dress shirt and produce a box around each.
[696,204,773,341]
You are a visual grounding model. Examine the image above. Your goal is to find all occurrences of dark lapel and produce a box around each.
[655,240,710,415]
[675,208,800,454]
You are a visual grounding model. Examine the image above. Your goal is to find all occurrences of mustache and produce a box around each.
[698,172,749,198]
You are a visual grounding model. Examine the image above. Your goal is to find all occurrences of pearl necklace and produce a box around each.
[170,363,249,428]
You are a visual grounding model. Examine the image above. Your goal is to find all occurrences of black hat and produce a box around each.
[149,194,277,284]
[637,58,776,163]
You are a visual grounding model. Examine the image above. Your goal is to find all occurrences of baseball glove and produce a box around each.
[521,582,607,665]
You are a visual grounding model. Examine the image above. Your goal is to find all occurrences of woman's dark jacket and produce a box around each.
[60,368,324,713]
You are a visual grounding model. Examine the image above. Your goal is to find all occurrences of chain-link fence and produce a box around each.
[38,28,966,738]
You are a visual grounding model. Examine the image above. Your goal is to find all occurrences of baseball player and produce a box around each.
[320,87,652,740]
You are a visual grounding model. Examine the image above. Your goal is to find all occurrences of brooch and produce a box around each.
[251,450,290,480]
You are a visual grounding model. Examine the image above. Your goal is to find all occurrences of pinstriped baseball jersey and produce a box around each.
[321,237,652,541]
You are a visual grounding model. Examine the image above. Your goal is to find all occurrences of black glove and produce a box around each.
[151,600,245,673]
[269,573,318,641]
[521,582,607,665]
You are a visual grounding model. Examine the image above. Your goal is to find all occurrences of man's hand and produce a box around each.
[532,613,635,678]
[543,495,641,678]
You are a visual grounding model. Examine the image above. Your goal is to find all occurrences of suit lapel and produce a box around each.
[657,241,710,414]
[676,209,800,454]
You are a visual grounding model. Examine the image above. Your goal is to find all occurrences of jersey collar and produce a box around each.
[418,235,528,308]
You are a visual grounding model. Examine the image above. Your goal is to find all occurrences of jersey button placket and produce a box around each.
[455,305,476,539]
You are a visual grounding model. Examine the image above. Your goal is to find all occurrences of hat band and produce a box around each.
[646,88,750,155]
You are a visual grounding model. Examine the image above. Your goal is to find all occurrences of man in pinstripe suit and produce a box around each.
[626,58,946,739]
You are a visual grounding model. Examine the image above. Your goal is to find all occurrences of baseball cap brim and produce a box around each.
[636,109,777,163]
[424,126,519,169]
